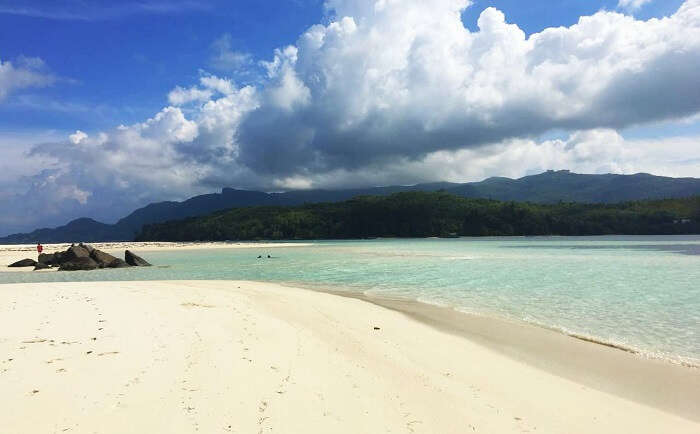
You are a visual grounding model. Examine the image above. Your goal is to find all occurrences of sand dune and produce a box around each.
[0,280,697,433]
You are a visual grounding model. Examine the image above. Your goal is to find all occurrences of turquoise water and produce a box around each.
[2,236,699,365]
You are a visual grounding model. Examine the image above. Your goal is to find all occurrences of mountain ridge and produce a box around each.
[2,170,699,244]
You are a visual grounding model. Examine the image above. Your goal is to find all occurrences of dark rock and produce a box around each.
[79,243,95,254]
[90,249,122,268]
[51,245,92,268]
[33,262,50,271]
[38,253,56,265]
[125,250,151,266]
[63,245,91,261]
[9,258,37,267]
[59,257,99,271]
[109,258,131,268]
[108,258,130,268]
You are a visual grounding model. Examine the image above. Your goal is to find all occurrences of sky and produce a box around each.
[0,0,699,235]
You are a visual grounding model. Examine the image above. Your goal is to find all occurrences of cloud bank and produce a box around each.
[4,0,700,234]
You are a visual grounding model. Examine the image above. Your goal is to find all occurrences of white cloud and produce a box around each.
[6,0,700,234]
[618,0,653,11]
[168,86,213,106]
[168,74,238,106]
[0,56,56,101]
[236,0,700,175]
[69,130,88,145]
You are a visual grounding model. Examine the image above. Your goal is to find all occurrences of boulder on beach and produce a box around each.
[63,245,91,261]
[38,253,56,266]
[109,258,131,268]
[59,256,99,271]
[125,250,151,267]
[9,258,37,267]
[79,243,95,254]
[90,248,127,268]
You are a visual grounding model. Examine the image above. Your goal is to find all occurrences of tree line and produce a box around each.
[135,192,700,241]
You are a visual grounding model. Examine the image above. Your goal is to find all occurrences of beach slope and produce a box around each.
[0,280,697,433]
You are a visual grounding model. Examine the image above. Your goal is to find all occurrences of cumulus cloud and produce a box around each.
[7,0,700,234]
[235,0,700,175]
[0,56,56,101]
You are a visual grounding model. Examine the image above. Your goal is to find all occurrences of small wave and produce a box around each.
[528,323,700,369]
[415,296,451,308]
[435,303,700,368]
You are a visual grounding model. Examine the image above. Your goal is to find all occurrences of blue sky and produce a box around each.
[0,0,325,131]
[0,0,699,234]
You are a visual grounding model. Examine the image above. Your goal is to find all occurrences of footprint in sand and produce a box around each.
[22,338,47,344]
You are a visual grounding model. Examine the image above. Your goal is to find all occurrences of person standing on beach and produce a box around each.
[37,242,43,257]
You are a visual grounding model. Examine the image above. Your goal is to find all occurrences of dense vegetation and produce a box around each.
[136,192,700,241]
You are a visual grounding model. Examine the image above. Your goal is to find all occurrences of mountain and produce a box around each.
[2,171,699,244]
[450,171,700,203]
[0,218,127,244]
[136,192,700,241]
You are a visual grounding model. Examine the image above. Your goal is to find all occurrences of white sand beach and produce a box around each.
[1,279,698,434]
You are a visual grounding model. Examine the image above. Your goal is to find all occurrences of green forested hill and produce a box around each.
[136,192,700,241]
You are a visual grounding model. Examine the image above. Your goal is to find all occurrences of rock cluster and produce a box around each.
[8,243,152,271]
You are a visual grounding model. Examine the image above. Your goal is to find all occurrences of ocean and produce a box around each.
[2,235,699,366]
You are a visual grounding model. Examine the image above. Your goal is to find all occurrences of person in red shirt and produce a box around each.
[37,243,43,256]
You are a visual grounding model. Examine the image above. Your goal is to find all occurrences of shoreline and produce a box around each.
[275,281,700,369]
[0,280,698,432]
[324,289,700,422]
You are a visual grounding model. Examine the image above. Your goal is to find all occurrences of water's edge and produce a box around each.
[275,278,700,368]
[298,283,700,422]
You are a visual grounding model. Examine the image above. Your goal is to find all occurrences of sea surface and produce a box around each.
[2,236,699,365]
